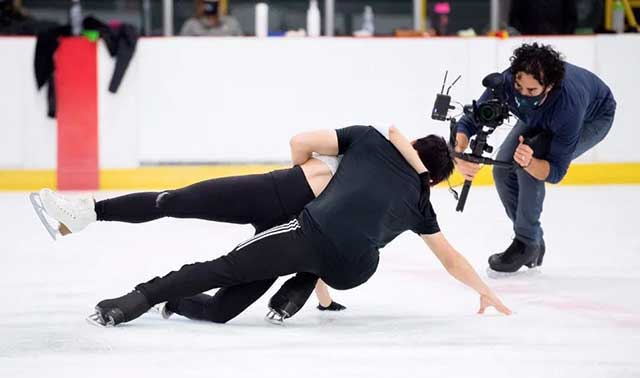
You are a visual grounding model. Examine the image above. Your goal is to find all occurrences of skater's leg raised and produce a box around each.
[97,172,286,225]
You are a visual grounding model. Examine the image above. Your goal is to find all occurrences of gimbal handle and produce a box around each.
[454,152,513,167]
[453,153,513,212]
[455,180,472,212]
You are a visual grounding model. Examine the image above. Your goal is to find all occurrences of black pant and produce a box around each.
[135,216,331,314]
[96,167,322,323]
[95,168,309,232]
[164,272,319,323]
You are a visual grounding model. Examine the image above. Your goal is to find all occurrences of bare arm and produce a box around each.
[289,130,339,166]
[388,126,428,174]
[421,232,511,315]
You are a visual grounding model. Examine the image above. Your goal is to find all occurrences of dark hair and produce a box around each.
[413,135,454,186]
[195,0,220,17]
[509,43,565,89]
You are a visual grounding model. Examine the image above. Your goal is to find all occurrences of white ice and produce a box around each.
[1,186,639,378]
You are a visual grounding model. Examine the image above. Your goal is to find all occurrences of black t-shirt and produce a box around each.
[304,126,440,263]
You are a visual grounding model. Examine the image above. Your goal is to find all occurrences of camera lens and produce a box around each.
[479,104,497,122]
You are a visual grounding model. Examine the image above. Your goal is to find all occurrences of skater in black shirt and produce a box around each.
[34,145,344,322]
[89,125,511,326]
[35,126,421,322]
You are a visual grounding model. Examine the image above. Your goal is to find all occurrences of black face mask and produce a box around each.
[514,89,547,113]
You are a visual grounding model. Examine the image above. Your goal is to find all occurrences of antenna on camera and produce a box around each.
[432,71,459,122]
[446,75,461,95]
[440,71,449,94]
[430,71,514,213]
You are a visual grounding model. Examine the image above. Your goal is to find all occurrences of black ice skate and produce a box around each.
[151,302,174,320]
[317,301,347,311]
[265,273,318,325]
[487,238,545,278]
[264,293,300,325]
[87,290,151,327]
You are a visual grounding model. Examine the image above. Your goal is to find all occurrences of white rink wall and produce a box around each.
[1,35,639,169]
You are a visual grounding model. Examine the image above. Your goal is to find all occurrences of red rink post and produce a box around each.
[54,37,99,190]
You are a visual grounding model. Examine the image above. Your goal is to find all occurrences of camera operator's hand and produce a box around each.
[454,158,482,181]
[514,136,534,168]
[454,132,482,181]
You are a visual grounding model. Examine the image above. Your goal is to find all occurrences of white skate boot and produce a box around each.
[29,188,96,240]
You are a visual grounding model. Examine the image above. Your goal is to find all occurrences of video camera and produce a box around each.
[431,72,514,212]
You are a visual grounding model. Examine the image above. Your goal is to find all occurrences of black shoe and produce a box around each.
[267,293,300,320]
[88,290,151,327]
[317,301,346,311]
[488,238,543,273]
[265,293,301,324]
[524,238,545,268]
[265,273,318,324]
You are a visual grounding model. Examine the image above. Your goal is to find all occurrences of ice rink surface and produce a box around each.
[1,185,639,378]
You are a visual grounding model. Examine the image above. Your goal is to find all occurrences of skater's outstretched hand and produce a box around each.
[422,233,512,316]
[478,293,512,315]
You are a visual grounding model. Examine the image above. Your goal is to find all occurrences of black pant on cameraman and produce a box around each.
[95,167,322,323]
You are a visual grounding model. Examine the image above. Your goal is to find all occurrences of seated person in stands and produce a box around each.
[180,0,243,36]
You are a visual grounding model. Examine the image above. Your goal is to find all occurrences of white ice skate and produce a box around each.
[29,188,96,240]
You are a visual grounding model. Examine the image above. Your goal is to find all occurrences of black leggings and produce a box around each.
[96,167,321,323]
[135,216,331,317]
[95,168,308,232]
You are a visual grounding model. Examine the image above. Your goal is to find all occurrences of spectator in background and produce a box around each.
[0,0,57,35]
[509,0,577,35]
[180,0,243,36]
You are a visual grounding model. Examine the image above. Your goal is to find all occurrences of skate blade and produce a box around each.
[264,309,286,325]
[487,266,542,279]
[86,311,115,327]
[150,302,173,319]
[29,192,60,241]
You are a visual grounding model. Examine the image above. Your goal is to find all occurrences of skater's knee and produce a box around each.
[515,166,545,186]
[208,316,231,324]
[155,190,181,215]
[205,310,235,324]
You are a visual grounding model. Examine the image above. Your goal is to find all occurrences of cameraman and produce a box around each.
[455,43,616,274]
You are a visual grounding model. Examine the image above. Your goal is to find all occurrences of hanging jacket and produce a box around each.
[34,17,138,118]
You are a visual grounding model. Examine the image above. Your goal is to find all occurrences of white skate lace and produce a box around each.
[53,194,92,221]
[56,196,79,220]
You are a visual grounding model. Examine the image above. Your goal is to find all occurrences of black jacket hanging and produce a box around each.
[82,16,138,93]
[34,17,139,118]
